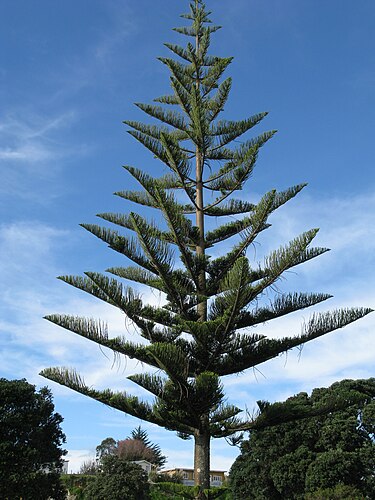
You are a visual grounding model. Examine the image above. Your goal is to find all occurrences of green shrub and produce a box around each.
[61,474,96,499]
[304,483,365,499]
[150,482,232,499]
[84,455,150,499]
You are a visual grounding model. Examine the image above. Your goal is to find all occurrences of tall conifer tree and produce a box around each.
[41,1,372,496]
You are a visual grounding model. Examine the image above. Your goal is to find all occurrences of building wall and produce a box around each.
[132,460,152,474]
[165,468,226,487]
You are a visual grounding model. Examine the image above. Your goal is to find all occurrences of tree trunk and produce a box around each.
[194,6,209,498]
[195,150,207,322]
[194,4,207,324]
[194,420,210,499]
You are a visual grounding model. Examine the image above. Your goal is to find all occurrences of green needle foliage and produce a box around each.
[41,0,373,496]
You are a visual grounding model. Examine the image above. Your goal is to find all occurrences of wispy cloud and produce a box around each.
[234,189,375,297]
[267,190,375,253]
[45,3,139,103]
[0,221,68,273]
[0,221,76,383]
[0,111,76,163]
[93,4,137,64]
[0,111,88,203]
[0,221,157,394]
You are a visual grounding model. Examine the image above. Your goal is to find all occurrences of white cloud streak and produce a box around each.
[0,111,91,203]
[0,112,76,163]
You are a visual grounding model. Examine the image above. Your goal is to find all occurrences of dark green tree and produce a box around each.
[84,455,150,500]
[0,378,67,500]
[229,378,375,499]
[304,484,366,500]
[40,0,373,495]
[95,436,117,463]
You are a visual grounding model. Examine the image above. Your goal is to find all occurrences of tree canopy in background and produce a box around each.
[229,378,375,499]
[95,436,117,462]
[0,378,67,500]
[95,426,166,469]
[125,426,166,468]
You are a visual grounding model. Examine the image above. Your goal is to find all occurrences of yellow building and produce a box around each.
[164,468,226,487]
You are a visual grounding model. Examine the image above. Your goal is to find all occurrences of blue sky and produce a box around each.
[1,0,374,473]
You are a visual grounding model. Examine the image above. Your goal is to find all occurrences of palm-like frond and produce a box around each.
[215,307,373,376]
[40,367,173,427]
[80,224,155,272]
[237,292,333,328]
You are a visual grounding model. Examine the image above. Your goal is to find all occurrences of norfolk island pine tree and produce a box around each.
[41,1,373,497]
